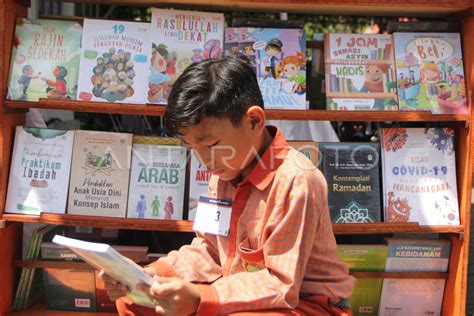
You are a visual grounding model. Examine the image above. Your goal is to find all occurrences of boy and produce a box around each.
[101,57,354,315]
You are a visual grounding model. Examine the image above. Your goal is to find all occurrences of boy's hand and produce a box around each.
[98,270,130,301]
[136,276,201,316]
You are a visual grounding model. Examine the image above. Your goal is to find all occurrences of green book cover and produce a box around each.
[338,245,387,316]
[7,18,82,101]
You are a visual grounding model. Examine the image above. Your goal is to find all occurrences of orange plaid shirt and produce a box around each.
[154,126,355,315]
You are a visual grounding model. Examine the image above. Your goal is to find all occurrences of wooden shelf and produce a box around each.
[54,0,473,17]
[4,99,470,122]
[12,302,115,316]
[1,213,464,234]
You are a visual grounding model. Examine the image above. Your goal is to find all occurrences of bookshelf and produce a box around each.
[0,0,472,315]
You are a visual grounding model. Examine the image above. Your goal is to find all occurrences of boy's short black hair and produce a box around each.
[164,57,264,135]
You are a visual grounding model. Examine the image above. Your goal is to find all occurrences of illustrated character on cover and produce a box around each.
[148,43,174,103]
[191,48,203,63]
[151,196,161,217]
[278,52,307,95]
[41,66,68,99]
[136,194,147,218]
[164,196,174,220]
[419,62,442,100]
[18,65,40,95]
[261,38,283,79]
[359,64,396,110]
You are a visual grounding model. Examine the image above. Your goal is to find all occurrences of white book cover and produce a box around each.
[52,235,153,308]
[5,127,74,215]
[67,130,132,217]
[77,19,150,104]
[127,138,187,220]
[188,152,211,220]
[381,127,459,225]
[148,8,224,104]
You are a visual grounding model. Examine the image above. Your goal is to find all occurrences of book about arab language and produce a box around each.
[148,8,225,104]
[77,19,150,104]
[7,18,82,101]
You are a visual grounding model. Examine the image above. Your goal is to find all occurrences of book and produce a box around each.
[380,127,459,225]
[52,235,154,307]
[237,27,308,109]
[319,142,382,223]
[324,33,398,110]
[77,19,150,104]
[307,33,326,109]
[393,32,467,114]
[188,151,211,221]
[5,127,74,215]
[67,130,132,217]
[148,8,225,104]
[287,140,319,166]
[337,244,387,316]
[7,18,82,101]
[95,270,117,312]
[127,136,187,220]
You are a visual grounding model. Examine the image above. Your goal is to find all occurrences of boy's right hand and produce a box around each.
[98,270,130,301]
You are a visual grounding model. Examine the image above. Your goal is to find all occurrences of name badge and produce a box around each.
[193,196,232,236]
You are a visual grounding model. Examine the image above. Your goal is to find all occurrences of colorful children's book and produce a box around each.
[224,27,240,57]
[324,33,397,110]
[319,142,382,223]
[393,32,467,114]
[5,127,74,215]
[127,136,186,220]
[67,130,132,217]
[77,19,150,104]
[148,8,225,104]
[7,18,82,101]
[188,152,211,221]
[380,128,459,225]
[238,27,308,109]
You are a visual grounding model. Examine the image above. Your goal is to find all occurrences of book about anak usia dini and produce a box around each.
[237,27,308,110]
[7,18,82,101]
[77,19,150,104]
[188,151,212,221]
[67,130,132,217]
[5,127,74,215]
[148,8,224,104]
[127,136,187,220]
[324,33,398,111]
[393,32,467,114]
[380,127,459,225]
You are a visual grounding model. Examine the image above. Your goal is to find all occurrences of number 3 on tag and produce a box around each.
[193,196,232,236]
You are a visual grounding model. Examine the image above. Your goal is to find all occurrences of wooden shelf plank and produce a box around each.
[1,213,464,234]
[4,100,470,122]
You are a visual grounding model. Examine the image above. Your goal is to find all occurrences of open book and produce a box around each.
[52,235,154,307]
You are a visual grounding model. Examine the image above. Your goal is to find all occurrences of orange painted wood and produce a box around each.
[0,223,22,315]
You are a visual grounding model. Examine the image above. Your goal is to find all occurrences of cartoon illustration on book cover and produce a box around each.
[238,28,307,109]
[77,19,150,104]
[7,18,82,101]
[394,32,467,114]
[148,9,224,104]
[325,33,398,111]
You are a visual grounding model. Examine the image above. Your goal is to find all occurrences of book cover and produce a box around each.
[307,33,326,109]
[381,128,459,225]
[127,136,187,220]
[5,127,74,215]
[337,244,387,316]
[77,19,150,104]
[95,270,117,312]
[188,151,211,221]
[7,18,82,101]
[67,130,132,217]
[224,27,240,57]
[237,27,308,109]
[41,242,80,261]
[393,32,467,114]
[324,33,398,110]
[148,8,225,104]
[287,140,319,166]
[319,142,382,223]
[43,268,97,312]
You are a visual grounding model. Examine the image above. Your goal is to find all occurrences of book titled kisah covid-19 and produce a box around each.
[5,127,74,215]
[7,18,82,101]
[148,8,224,104]
[127,136,186,220]
[67,130,132,218]
[77,19,150,104]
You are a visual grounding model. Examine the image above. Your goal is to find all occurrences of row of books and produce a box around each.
[338,238,451,316]
[7,10,467,114]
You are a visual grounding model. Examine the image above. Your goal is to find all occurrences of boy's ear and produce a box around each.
[245,106,266,133]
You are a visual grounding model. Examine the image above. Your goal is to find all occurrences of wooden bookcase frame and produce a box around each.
[0,1,473,315]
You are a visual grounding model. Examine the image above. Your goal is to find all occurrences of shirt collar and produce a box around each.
[243,126,289,191]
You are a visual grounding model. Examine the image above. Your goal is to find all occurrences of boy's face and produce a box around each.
[181,115,262,182]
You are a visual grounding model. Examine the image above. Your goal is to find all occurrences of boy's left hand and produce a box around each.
[137,276,201,315]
